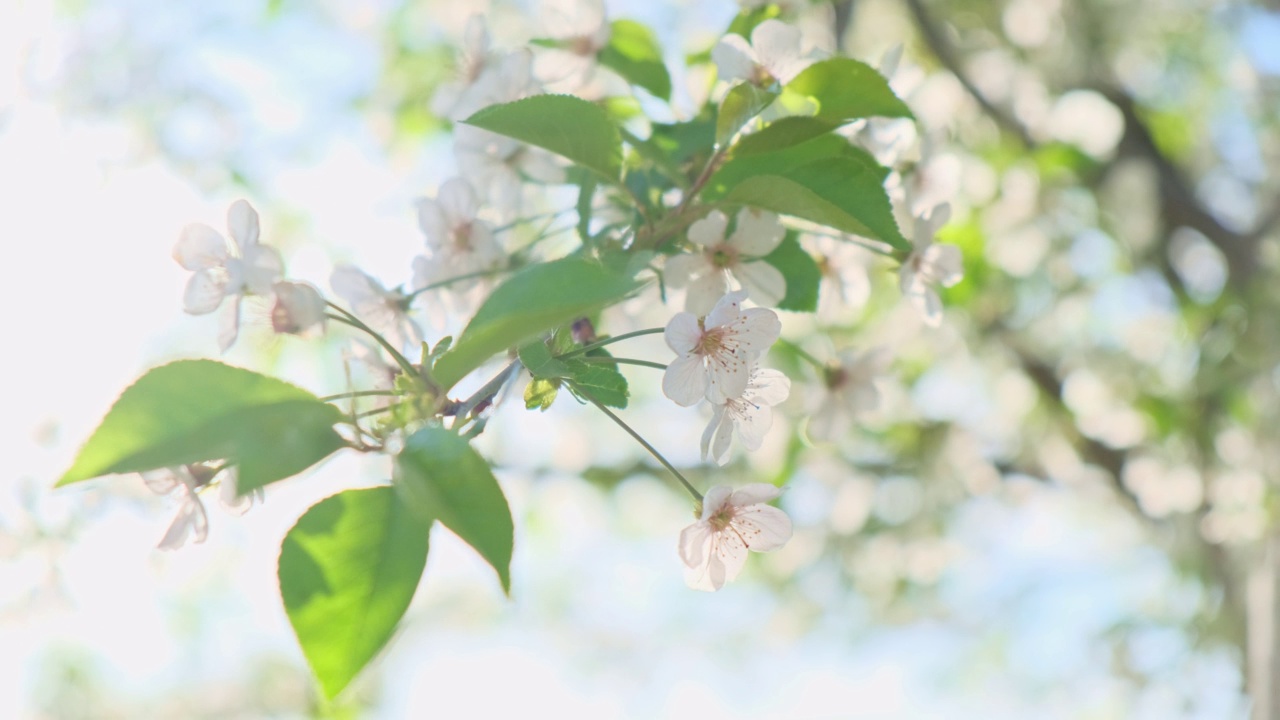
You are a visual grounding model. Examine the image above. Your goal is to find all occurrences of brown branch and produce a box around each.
[903,0,1036,147]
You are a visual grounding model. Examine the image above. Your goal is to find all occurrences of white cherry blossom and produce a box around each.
[270,281,326,337]
[330,265,422,351]
[141,464,260,551]
[679,483,793,591]
[808,346,892,442]
[451,50,565,218]
[899,203,963,326]
[533,0,611,93]
[712,19,811,87]
[412,178,504,296]
[431,15,500,122]
[665,208,786,314]
[173,199,283,351]
[701,365,791,466]
[663,290,781,407]
[806,234,872,321]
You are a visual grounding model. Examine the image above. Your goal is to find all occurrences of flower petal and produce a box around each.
[730,483,783,507]
[729,208,783,256]
[330,264,378,308]
[924,244,964,287]
[732,504,792,551]
[749,368,792,406]
[711,34,758,84]
[439,177,479,225]
[706,354,750,405]
[686,271,729,316]
[183,269,229,315]
[701,405,724,462]
[733,260,786,309]
[662,354,708,407]
[242,245,283,296]
[700,485,734,520]
[141,469,179,495]
[731,307,782,352]
[686,210,728,248]
[751,20,805,83]
[705,289,748,329]
[218,294,242,352]
[733,403,772,452]
[679,521,711,569]
[227,199,260,250]
[157,496,209,551]
[710,407,735,465]
[417,197,450,250]
[174,224,229,271]
[712,528,749,584]
[663,252,707,289]
[664,311,701,353]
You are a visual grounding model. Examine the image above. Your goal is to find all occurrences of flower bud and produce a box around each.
[271,281,326,336]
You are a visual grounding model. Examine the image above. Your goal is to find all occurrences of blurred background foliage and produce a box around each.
[5,0,1280,717]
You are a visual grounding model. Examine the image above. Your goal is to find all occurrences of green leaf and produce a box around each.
[783,58,913,122]
[463,95,623,183]
[524,377,561,411]
[703,133,884,201]
[725,157,909,251]
[431,258,642,392]
[735,116,843,156]
[58,360,345,493]
[727,5,781,38]
[517,340,570,379]
[716,83,778,147]
[761,234,822,312]
[395,426,514,593]
[279,487,430,700]
[598,20,672,100]
[565,359,629,408]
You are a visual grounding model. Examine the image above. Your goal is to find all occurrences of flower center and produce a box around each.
[569,35,596,56]
[696,326,727,356]
[709,507,734,531]
[824,363,848,390]
[708,244,738,269]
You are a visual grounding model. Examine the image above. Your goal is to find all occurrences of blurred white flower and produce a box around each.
[412,178,504,296]
[712,19,811,87]
[806,234,872,321]
[270,281,326,337]
[899,203,962,326]
[173,199,283,351]
[663,290,781,406]
[808,346,892,442]
[330,265,421,351]
[533,0,611,93]
[450,49,565,218]
[702,364,791,465]
[679,483,792,591]
[431,15,500,121]
[666,208,786,314]
[141,465,260,551]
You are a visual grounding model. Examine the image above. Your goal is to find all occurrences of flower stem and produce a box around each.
[581,393,703,502]
[776,338,827,371]
[577,356,667,370]
[560,327,665,359]
[453,360,522,425]
[325,302,419,380]
[319,390,398,403]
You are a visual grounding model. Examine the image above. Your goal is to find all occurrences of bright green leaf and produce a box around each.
[58,360,345,493]
[431,258,642,392]
[395,427,514,593]
[716,83,778,146]
[725,157,909,251]
[599,20,672,100]
[703,133,884,201]
[783,58,913,122]
[463,95,623,182]
[726,5,781,38]
[524,377,561,411]
[735,116,843,156]
[279,487,430,700]
[565,359,629,408]
[762,234,822,312]
[518,340,570,379]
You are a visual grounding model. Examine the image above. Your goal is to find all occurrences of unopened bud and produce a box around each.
[271,282,326,336]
